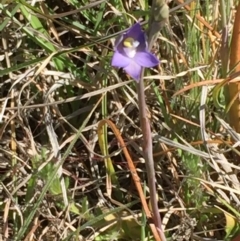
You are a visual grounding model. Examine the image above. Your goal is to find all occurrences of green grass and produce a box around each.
[0,0,240,240]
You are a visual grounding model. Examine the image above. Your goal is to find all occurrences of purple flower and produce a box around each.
[111,22,159,81]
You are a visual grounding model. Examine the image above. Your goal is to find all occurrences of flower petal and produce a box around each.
[123,47,136,58]
[136,34,148,51]
[125,23,147,51]
[111,51,131,68]
[126,23,142,39]
[134,51,159,67]
[114,34,123,49]
[123,61,142,81]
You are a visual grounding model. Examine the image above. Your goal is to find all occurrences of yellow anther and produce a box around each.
[123,37,135,48]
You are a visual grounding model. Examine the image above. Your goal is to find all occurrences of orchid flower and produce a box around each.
[111,22,159,81]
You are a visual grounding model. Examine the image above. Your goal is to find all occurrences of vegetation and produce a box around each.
[0,0,240,240]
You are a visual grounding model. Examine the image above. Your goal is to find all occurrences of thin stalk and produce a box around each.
[228,1,240,131]
[219,0,229,77]
[137,52,166,241]
[136,1,169,240]
[137,69,166,241]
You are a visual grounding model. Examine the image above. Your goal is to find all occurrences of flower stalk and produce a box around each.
[111,2,168,239]
[137,1,169,240]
